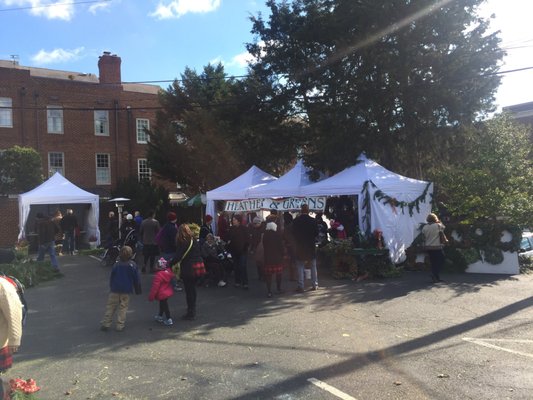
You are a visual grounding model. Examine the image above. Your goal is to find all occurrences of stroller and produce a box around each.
[100,229,138,267]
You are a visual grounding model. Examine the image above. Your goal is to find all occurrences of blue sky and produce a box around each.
[1,0,532,109]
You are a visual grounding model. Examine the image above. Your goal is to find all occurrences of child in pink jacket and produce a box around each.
[148,258,176,326]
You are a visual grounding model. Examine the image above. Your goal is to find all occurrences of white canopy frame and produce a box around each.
[18,173,101,244]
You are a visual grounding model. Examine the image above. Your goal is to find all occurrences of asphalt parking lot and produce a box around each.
[8,255,533,399]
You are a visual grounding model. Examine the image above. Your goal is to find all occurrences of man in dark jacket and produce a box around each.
[60,209,78,255]
[227,214,250,289]
[292,204,319,292]
[35,213,60,271]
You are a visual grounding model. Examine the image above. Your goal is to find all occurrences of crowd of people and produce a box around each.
[99,204,328,331]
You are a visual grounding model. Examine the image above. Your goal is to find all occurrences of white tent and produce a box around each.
[205,166,277,231]
[18,172,101,244]
[245,159,317,198]
[300,154,433,263]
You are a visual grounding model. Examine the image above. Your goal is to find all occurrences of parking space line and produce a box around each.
[308,378,358,400]
[463,337,533,359]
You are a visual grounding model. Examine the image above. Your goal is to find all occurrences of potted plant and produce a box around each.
[88,235,98,249]
[14,239,29,260]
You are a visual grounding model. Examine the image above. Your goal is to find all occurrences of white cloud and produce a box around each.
[3,0,75,21]
[88,1,111,14]
[228,51,254,68]
[31,47,85,65]
[150,0,221,20]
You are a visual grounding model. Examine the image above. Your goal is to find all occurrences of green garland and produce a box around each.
[372,181,432,217]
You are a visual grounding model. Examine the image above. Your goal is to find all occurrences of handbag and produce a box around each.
[192,261,207,277]
[439,230,449,245]
[172,239,193,277]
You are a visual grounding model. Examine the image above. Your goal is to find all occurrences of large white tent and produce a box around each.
[245,159,316,198]
[300,154,433,263]
[18,172,100,243]
[206,166,277,231]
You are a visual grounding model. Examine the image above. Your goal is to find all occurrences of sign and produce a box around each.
[224,197,326,213]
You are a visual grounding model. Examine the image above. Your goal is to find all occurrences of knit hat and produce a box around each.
[167,211,177,221]
[126,214,133,220]
[253,216,262,225]
[266,222,277,231]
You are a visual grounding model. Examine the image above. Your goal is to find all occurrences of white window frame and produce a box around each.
[136,118,150,144]
[0,97,13,128]
[138,158,152,182]
[47,105,63,134]
[95,153,111,185]
[94,110,109,136]
[48,152,64,176]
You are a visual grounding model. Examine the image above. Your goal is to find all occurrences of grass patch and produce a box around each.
[0,260,62,287]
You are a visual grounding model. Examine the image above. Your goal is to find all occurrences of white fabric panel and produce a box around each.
[369,182,433,263]
[18,172,100,244]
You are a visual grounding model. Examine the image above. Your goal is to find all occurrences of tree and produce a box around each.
[112,177,169,218]
[248,0,504,177]
[434,114,533,227]
[0,146,42,194]
[147,63,304,192]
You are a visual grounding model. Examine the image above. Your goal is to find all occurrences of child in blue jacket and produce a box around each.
[100,246,141,332]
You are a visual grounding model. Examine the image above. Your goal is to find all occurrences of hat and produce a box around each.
[204,214,213,223]
[253,216,262,225]
[126,214,133,220]
[167,211,177,221]
[266,222,277,231]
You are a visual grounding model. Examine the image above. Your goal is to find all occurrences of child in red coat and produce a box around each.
[148,258,176,326]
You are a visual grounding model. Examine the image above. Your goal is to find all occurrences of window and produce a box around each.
[138,159,152,182]
[136,118,149,143]
[47,106,63,134]
[0,98,13,128]
[48,152,64,176]
[96,153,111,185]
[94,110,109,135]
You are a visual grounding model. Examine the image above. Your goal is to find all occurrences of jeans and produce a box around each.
[233,254,248,286]
[428,249,445,280]
[296,258,317,289]
[63,230,76,254]
[37,241,59,270]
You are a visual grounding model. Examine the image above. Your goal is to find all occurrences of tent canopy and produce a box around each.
[206,166,277,232]
[300,154,432,263]
[205,155,432,263]
[299,153,427,197]
[18,172,100,243]
[206,166,277,201]
[246,159,317,198]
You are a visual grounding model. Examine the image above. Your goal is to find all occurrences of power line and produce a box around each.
[0,0,111,13]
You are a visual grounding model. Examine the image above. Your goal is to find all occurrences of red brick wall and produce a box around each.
[0,59,168,245]
[0,67,160,194]
[0,197,20,247]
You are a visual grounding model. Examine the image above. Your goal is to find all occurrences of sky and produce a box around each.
[0,0,532,110]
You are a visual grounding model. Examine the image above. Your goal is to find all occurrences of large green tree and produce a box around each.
[435,114,533,227]
[248,0,504,177]
[0,146,42,194]
[147,63,304,192]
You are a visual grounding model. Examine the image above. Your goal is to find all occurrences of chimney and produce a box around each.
[98,51,121,84]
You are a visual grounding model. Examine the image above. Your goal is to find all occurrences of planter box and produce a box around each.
[89,242,97,250]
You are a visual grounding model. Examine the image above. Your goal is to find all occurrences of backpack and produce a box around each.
[1,275,28,326]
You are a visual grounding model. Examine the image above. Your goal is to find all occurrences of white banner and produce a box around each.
[224,197,326,213]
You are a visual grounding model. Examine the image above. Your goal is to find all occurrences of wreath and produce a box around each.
[496,224,522,252]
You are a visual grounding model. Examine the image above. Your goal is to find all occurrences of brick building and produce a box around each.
[0,52,169,246]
